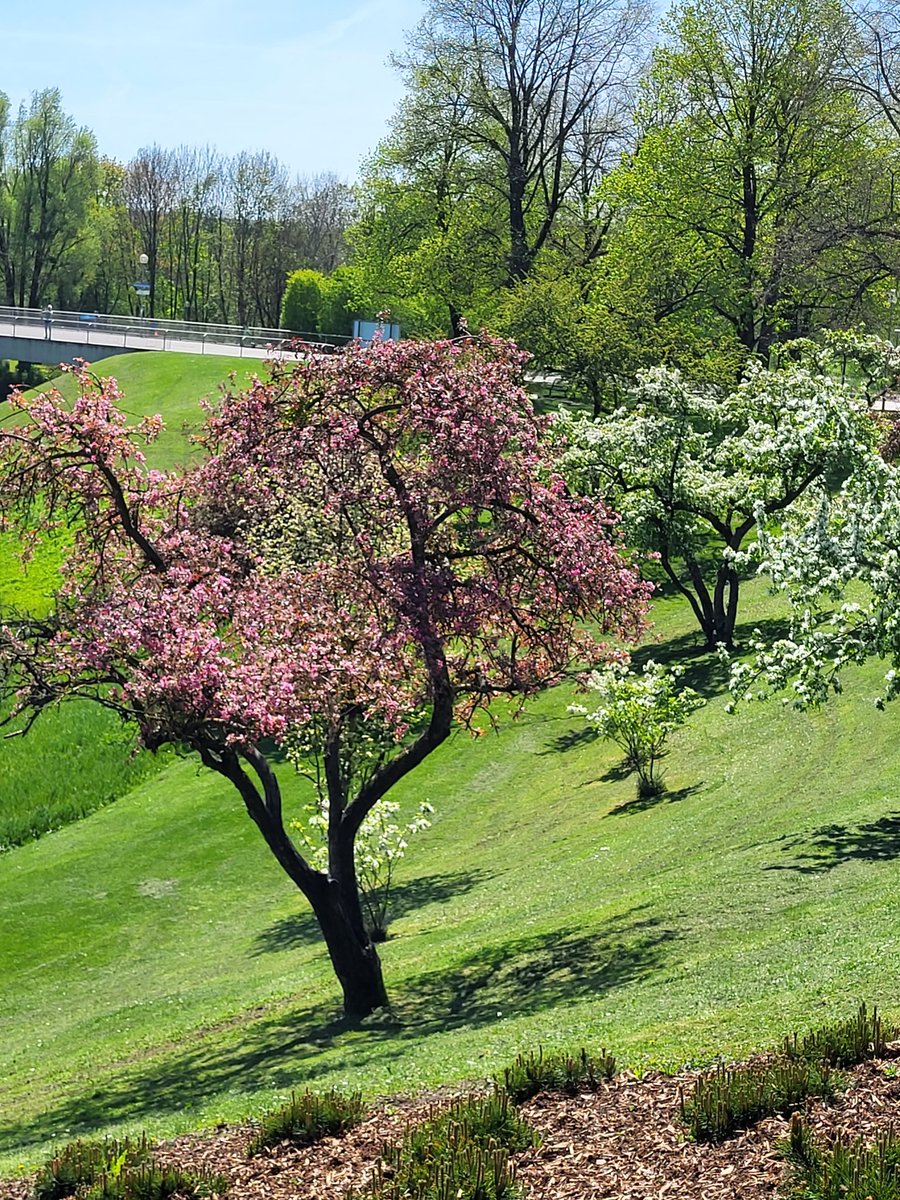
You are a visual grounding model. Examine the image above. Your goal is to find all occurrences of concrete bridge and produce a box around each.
[0,306,343,366]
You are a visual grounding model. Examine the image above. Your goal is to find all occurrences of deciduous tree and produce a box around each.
[395,0,650,287]
[559,358,875,649]
[608,0,895,361]
[728,336,900,708]
[0,337,650,1017]
[0,89,98,309]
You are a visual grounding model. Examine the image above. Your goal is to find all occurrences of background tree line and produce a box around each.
[0,88,356,330]
[6,0,900,367]
[355,0,900,398]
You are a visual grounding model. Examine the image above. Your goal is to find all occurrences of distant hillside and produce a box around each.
[19,351,265,471]
[0,351,272,850]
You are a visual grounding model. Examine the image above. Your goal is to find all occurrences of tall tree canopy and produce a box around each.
[603,0,899,363]
[728,335,900,708]
[0,337,650,1016]
[0,88,98,309]
[367,0,650,315]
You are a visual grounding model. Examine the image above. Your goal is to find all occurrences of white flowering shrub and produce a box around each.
[571,660,705,798]
[294,797,434,941]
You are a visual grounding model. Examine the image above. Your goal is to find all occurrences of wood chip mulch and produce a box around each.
[6,1056,900,1200]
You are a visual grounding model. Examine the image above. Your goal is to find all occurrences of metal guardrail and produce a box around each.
[0,305,355,357]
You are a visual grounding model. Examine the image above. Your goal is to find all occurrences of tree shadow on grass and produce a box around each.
[252,870,489,954]
[605,784,702,817]
[541,726,600,754]
[0,907,679,1156]
[765,812,900,875]
[395,910,678,1028]
[599,761,633,783]
[630,616,792,699]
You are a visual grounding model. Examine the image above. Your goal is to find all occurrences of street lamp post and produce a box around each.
[137,253,149,319]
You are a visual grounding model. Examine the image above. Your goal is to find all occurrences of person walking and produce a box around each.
[43,305,53,339]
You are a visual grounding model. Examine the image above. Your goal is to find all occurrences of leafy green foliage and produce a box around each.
[497,1046,616,1102]
[348,1091,533,1200]
[317,267,359,337]
[32,1136,152,1200]
[571,661,704,797]
[83,1165,226,1200]
[494,265,743,418]
[279,269,326,334]
[783,1115,900,1199]
[607,0,885,358]
[350,118,502,340]
[680,1058,837,1142]
[32,1133,224,1200]
[3,88,99,311]
[247,1088,365,1154]
[784,1003,896,1068]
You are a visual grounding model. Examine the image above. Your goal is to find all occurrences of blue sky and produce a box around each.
[1,0,424,181]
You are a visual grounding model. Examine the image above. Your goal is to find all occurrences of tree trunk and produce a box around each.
[312,882,389,1016]
[708,563,740,650]
[204,743,390,1019]
[449,303,466,337]
[507,153,533,283]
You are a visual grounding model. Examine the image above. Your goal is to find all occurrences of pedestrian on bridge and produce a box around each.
[43,305,53,339]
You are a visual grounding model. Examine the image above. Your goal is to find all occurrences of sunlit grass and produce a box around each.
[1,353,898,1175]
[1,579,899,1174]
[0,352,264,848]
[15,351,264,472]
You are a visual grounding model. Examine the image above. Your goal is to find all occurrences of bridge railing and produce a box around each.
[0,306,355,356]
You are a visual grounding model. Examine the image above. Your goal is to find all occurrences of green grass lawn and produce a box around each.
[2,351,900,1174]
[11,351,264,471]
[2,578,900,1172]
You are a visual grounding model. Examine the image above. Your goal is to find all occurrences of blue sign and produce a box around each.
[352,319,400,345]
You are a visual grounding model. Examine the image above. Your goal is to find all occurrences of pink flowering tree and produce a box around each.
[0,337,650,1017]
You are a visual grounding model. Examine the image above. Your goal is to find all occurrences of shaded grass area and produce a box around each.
[0,528,169,850]
[3,582,900,1171]
[0,702,169,850]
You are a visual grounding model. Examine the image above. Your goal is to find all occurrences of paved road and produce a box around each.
[0,313,298,362]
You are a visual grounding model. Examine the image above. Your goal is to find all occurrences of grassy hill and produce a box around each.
[1,350,264,604]
[2,578,900,1172]
[15,351,265,471]
[2,351,900,1174]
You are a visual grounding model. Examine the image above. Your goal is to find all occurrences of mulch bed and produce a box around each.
[5,1056,900,1200]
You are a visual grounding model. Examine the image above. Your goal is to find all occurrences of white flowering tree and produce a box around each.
[295,796,434,942]
[728,451,900,710]
[725,334,900,710]
[288,716,435,942]
[558,360,876,650]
